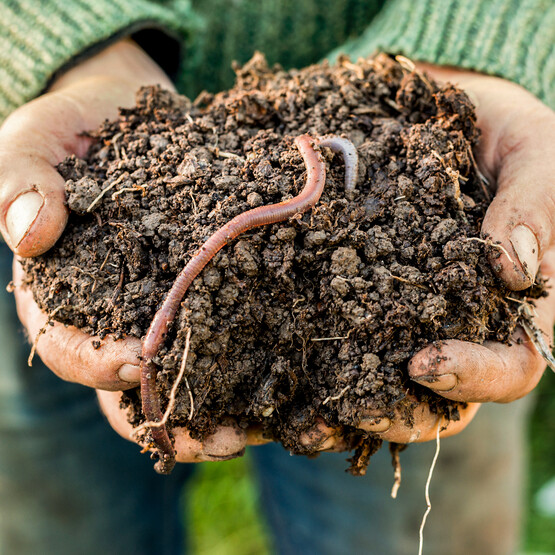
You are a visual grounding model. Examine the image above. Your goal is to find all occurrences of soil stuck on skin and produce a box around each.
[23,53,545,473]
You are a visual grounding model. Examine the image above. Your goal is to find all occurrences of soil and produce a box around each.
[22,53,545,474]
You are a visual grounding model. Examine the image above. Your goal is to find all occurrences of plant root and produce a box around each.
[418,419,442,555]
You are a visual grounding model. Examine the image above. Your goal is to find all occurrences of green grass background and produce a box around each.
[187,373,555,555]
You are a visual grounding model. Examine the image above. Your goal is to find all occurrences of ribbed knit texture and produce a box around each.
[178,0,384,99]
[337,0,555,109]
[0,0,554,122]
[0,0,199,120]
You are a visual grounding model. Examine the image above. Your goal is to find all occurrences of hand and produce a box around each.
[406,65,555,406]
[2,39,251,462]
[299,66,555,450]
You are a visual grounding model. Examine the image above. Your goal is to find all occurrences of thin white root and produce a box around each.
[322,385,350,405]
[464,237,516,267]
[134,327,192,435]
[184,376,194,421]
[418,419,442,555]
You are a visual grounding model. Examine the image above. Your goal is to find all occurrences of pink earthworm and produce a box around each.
[140,133,358,474]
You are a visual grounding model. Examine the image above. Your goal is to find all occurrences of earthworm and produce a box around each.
[140,133,358,474]
[317,136,359,196]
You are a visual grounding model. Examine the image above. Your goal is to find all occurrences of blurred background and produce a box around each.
[187,372,555,555]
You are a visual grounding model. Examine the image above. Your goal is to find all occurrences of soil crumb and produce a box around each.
[22,53,545,474]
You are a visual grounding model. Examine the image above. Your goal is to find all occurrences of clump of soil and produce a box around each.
[22,53,545,473]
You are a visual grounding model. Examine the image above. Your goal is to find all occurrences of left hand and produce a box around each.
[5,39,255,462]
[302,64,555,451]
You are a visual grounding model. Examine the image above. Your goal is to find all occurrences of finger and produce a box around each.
[409,251,555,403]
[0,78,139,256]
[419,66,555,290]
[98,391,248,462]
[0,40,175,257]
[409,334,546,404]
[362,402,480,444]
[14,260,142,390]
[477,86,555,290]
[299,417,349,452]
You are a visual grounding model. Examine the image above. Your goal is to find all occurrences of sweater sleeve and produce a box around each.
[0,0,199,121]
[331,0,555,109]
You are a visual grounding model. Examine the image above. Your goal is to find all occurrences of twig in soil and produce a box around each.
[339,57,365,80]
[108,266,125,307]
[431,151,466,211]
[311,335,348,342]
[395,55,435,92]
[418,419,442,555]
[391,275,427,289]
[28,304,65,366]
[322,385,350,405]
[86,173,128,212]
[463,237,516,266]
[111,132,123,159]
[189,190,199,216]
[215,150,246,162]
[134,327,192,438]
[140,134,358,474]
[111,185,145,201]
[98,247,113,272]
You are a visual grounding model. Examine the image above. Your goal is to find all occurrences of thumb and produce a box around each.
[0,40,173,257]
[479,93,555,291]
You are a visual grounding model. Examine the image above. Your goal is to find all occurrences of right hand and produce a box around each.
[1,38,251,462]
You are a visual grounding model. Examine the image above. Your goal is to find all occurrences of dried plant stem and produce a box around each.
[86,173,128,212]
[134,327,192,437]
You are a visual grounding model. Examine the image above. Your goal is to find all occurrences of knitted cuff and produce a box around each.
[0,0,199,121]
[335,0,555,109]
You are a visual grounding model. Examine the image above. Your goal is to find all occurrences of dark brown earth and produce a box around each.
[22,53,545,473]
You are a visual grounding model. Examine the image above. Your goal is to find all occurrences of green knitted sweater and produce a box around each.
[0,0,554,123]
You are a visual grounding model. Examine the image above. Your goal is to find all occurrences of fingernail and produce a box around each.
[117,363,140,383]
[510,225,539,282]
[6,191,44,247]
[198,449,245,462]
[412,373,458,392]
[358,417,391,433]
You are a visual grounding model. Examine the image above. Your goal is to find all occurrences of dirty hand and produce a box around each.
[300,66,555,451]
[2,39,250,462]
[408,66,555,403]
